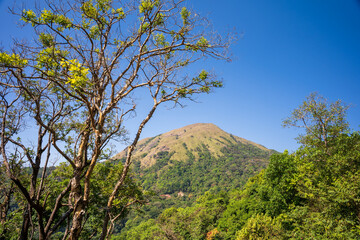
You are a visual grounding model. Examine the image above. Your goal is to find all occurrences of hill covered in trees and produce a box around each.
[114,123,275,195]
[112,123,276,238]
[115,123,271,167]
[119,130,360,239]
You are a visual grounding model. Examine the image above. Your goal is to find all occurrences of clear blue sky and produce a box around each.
[1,0,359,152]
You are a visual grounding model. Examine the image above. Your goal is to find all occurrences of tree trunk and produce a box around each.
[19,205,30,240]
[0,188,11,224]
[68,171,85,240]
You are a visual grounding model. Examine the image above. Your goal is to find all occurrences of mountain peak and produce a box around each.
[115,123,270,167]
[165,123,222,135]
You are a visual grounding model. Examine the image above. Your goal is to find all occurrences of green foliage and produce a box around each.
[283,92,350,150]
[37,161,144,239]
[21,9,37,24]
[285,132,360,238]
[0,52,28,68]
[217,172,267,239]
[180,7,190,25]
[176,70,223,96]
[95,0,111,12]
[39,33,55,47]
[139,0,156,13]
[113,8,125,19]
[139,21,150,33]
[154,13,165,26]
[81,1,99,19]
[198,69,209,81]
[197,36,210,49]
[116,142,271,239]
[154,33,169,47]
[153,191,229,240]
[217,133,360,239]
[263,152,303,216]
[0,159,29,240]
[133,142,270,195]
[22,9,72,31]
[88,25,99,39]
[120,191,229,240]
[81,162,144,238]
[35,46,68,76]
[113,219,166,240]
[235,214,283,240]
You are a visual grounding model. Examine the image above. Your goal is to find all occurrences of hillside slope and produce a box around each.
[114,123,276,195]
[115,123,272,168]
[113,123,277,237]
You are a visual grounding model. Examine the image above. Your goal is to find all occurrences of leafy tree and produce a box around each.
[279,94,360,239]
[283,92,350,151]
[114,219,166,240]
[217,94,359,239]
[153,191,229,240]
[282,131,360,239]
[217,172,267,239]
[262,151,303,217]
[0,0,232,239]
[235,214,283,240]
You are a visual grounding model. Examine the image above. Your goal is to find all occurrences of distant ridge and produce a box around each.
[114,123,272,167]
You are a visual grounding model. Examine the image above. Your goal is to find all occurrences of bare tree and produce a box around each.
[0,0,233,239]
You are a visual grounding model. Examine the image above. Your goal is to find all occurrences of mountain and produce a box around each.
[114,123,276,195]
[115,123,272,168]
[113,123,277,238]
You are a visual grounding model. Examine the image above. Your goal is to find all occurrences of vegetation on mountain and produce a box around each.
[116,124,274,195]
[115,123,269,168]
[114,123,274,238]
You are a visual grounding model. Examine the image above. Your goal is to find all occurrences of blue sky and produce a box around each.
[1,0,359,152]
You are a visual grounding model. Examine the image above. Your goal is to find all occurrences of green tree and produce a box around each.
[283,132,360,239]
[153,191,229,240]
[235,214,283,240]
[0,0,232,239]
[263,151,303,217]
[280,94,360,239]
[116,219,166,240]
[217,94,359,239]
[217,172,267,239]
[283,92,350,151]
